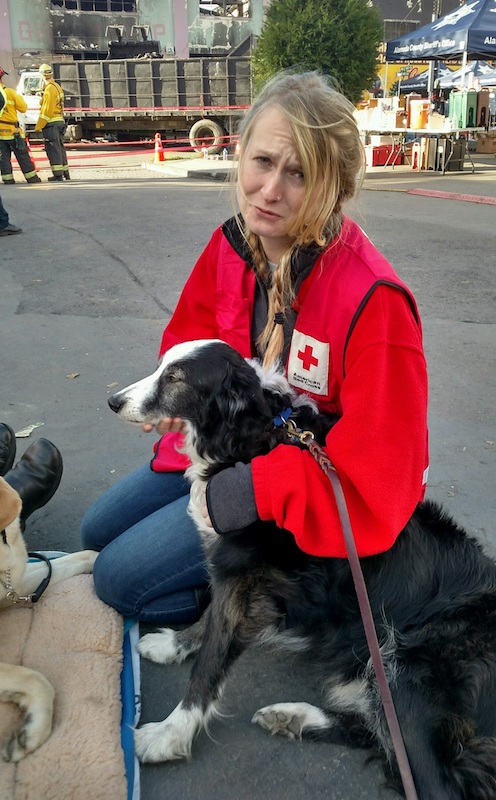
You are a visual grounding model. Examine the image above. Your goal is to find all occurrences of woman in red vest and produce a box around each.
[81,71,428,622]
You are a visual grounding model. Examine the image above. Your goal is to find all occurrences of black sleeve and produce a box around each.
[205,462,259,534]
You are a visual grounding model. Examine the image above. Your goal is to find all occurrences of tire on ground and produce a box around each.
[189,119,224,154]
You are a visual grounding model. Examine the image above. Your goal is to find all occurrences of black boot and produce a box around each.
[4,439,63,528]
[47,175,63,182]
[0,423,16,476]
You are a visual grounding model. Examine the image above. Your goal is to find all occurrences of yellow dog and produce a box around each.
[0,477,97,761]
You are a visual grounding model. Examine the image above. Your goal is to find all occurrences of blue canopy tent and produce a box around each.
[439,59,496,87]
[385,0,496,97]
[398,63,453,93]
[386,0,496,63]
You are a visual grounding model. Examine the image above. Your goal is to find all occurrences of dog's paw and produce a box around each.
[134,703,203,763]
[76,550,98,572]
[134,721,190,763]
[45,550,98,589]
[54,550,98,576]
[2,678,54,762]
[138,629,193,664]
[3,725,39,762]
[3,715,52,760]
[252,702,329,741]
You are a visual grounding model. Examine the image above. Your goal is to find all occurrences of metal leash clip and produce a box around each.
[284,418,315,445]
[0,551,52,606]
[5,588,35,606]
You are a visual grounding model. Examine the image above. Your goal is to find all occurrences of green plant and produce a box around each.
[252,0,383,105]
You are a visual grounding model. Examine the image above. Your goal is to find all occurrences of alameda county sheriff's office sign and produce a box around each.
[385,0,496,62]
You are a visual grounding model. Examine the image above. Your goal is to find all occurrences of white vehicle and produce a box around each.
[16,71,43,130]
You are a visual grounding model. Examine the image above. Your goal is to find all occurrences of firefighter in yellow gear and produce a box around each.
[0,67,41,185]
[35,64,70,182]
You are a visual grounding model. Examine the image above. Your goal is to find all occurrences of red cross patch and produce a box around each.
[288,332,329,396]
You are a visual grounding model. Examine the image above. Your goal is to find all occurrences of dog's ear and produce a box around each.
[218,361,272,422]
[0,476,22,530]
[194,360,273,464]
[245,358,295,418]
[260,385,294,418]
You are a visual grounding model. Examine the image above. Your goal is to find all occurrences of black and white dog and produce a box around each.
[109,339,496,799]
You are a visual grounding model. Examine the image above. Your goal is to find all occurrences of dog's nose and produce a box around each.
[108,394,123,413]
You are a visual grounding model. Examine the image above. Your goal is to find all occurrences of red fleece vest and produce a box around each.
[152,217,421,471]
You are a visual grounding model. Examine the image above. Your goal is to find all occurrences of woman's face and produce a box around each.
[237,106,308,264]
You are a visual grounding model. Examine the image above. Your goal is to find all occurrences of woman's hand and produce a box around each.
[141,417,186,435]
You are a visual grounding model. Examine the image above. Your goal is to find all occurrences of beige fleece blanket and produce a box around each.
[0,574,128,800]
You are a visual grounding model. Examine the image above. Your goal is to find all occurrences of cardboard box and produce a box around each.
[476,135,496,154]
[384,110,407,129]
[426,112,447,131]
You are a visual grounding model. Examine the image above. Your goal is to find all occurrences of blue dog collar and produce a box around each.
[273,407,293,427]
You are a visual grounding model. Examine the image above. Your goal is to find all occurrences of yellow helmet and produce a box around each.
[39,63,53,75]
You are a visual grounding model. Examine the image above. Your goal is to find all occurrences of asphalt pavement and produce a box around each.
[1,151,495,799]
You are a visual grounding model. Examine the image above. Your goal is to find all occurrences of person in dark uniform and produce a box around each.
[432,80,447,116]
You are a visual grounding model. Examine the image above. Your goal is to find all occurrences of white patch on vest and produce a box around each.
[422,466,429,485]
[287,332,329,396]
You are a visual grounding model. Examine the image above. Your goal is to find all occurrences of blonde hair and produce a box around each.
[235,70,365,367]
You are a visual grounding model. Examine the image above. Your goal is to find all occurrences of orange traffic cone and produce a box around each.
[153,133,164,163]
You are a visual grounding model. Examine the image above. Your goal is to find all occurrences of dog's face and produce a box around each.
[108,339,274,426]
[107,338,333,471]
[0,477,27,606]
[108,339,308,468]
[0,477,21,534]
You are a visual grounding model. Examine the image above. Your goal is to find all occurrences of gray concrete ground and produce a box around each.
[0,152,495,799]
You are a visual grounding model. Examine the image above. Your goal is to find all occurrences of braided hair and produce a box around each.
[233,71,365,367]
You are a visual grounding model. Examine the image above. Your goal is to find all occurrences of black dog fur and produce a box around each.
[109,339,496,799]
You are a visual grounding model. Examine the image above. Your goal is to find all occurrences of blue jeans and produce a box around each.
[80,465,210,624]
[0,194,9,230]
